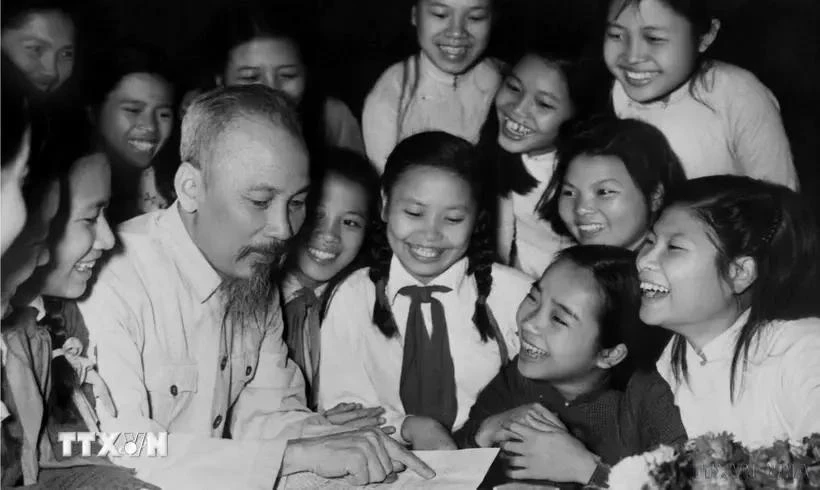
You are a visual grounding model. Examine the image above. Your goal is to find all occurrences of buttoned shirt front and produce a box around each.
[318,257,530,438]
[78,203,332,489]
[362,52,501,172]
[657,310,820,447]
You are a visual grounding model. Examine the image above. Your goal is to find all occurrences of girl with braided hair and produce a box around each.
[318,131,530,449]
[639,175,820,447]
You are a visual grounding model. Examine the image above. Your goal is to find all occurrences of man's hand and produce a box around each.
[499,421,598,484]
[400,416,457,450]
[322,403,387,429]
[282,427,436,485]
[475,403,565,447]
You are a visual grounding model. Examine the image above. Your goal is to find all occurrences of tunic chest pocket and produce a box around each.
[144,363,198,427]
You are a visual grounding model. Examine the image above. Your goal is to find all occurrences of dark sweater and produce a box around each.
[456,358,687,487]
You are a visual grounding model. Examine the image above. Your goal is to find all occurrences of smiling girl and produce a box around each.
[539,117,686,251]
[362,0,500,171]
[281,148,379,408]
[1,0,75,95]
[639,175,820,447]
[455,245,686,487]
[604,0,797,189]
[486,49,606,277]
[201,2,364,156]
[319,131,531,449]
[87,44,176,224]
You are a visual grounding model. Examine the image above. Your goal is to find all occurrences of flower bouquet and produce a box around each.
[607,433,820,490]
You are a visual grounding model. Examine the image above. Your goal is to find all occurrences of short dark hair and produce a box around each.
[539,116,687,236]
[550,245,664,388]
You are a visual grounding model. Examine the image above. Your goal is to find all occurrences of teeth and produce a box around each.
[308,247,337,262]
[624,71,657,83]
[439,45,467,56]
[640,281,670,298]
[128,140,156,153]
[578,223,604,232]
[504,118,533,137]
[410,245,441,259]
[75,261,95,272]
[520,339,548,358]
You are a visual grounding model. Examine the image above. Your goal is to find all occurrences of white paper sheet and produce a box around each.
[283,448,500,489]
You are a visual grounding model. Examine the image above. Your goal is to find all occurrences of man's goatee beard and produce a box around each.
[221,240,289,332]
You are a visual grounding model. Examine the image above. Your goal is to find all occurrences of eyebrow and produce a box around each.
[593,178,624,186]
[552,300,580,322]
[248,183,310,195]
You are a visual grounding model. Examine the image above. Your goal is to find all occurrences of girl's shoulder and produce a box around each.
[368,57,415,96]
[758,316,820,359]
[700,61,776,100]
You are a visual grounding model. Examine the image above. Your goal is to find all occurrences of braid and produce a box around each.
[467,210,497,342]
[368,217,400,337]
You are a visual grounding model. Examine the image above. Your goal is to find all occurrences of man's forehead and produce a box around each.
[204,116,309,189]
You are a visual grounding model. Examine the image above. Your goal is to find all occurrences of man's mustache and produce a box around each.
[237,239,290,265]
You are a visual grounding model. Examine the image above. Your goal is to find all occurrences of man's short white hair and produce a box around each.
[180,84,304,172]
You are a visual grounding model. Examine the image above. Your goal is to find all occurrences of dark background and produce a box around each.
[81,0,820,211]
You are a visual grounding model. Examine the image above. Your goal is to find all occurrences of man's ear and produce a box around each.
[698,19,721,53]
[728,256,757,295]
[175,162,203,214]
[380,190,389,223]
[595,343,628,370]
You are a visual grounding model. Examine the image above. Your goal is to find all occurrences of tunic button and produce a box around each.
[220,356,228,370]
[170,385,178,396]
[212,415,223,429]
[245,366,252,376]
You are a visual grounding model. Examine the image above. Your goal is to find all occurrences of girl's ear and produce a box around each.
[410,4,418,27]
[595,343,628,370]
[728,255,757,294]
[380,190,389,223]
[698,19,721,53]
[650,184,664,214]
[175,162,203,214]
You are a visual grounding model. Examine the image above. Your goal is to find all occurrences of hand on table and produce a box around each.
[401,415,458,450]
[282,427,436,485]
[499,421,598,484]
[476,403,565,447]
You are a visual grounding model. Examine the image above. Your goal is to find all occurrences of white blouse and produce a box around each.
[362,52,501,172]
[318,257,531,438]
[612,61,797,190]
[496,151,570,279]
[657,310,820,447]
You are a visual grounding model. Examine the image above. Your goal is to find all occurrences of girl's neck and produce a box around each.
[292,267,324,291]
[676,303,745,353]
[418,50,473,84]
[549,370,609,402]
[524,146,556,159]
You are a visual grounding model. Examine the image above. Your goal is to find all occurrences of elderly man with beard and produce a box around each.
[77,85,433,489]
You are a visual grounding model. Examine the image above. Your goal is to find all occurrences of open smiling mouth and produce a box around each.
[640,281,670,299]
[407,244,444,262]
[501,117,534,139]
[622,70,659,87]
[306,246,340,264]
[520,337,549,359]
